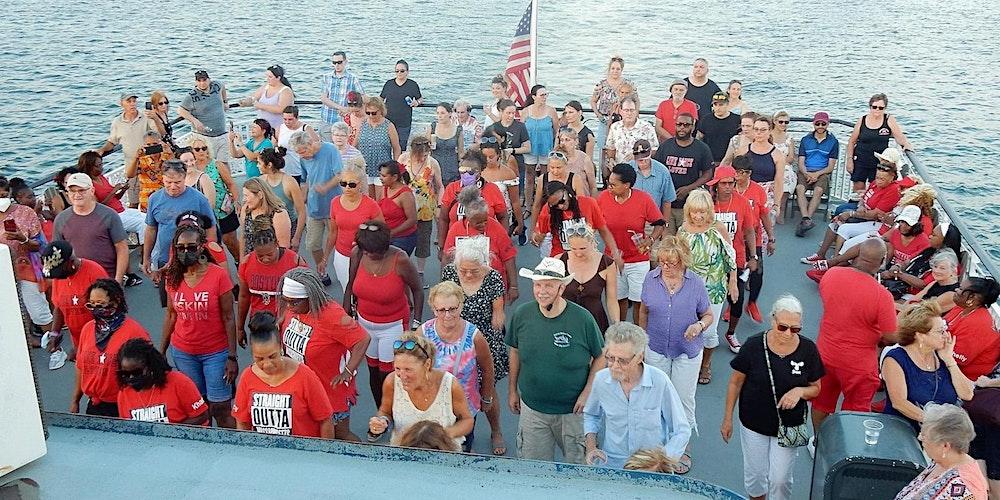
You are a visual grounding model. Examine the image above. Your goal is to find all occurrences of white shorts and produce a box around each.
[616,261,650,302]
[359,314,404,365]
[20,280,53,326]
[834,221,880,242]
[523,154,550,166]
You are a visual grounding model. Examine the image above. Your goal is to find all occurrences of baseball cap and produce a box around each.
[712,92,729,103]
[669,79,688,90]
[895,205,921,226]
[706,165,738,186]
[813,112,830,124]
[120,91,138,101]
[64,173,93,189]
[632,139,652,155]
[194,70,210,80]
[41,240,73,278]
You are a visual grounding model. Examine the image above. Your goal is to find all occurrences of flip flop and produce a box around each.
[674,452,692,474]
[698,366,711,385]
[491,435,507,456]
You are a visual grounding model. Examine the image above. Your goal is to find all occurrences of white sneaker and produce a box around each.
[800,253,822,264]
[49,349,67,370]
[807,436,816,459]
[725,333,742,353]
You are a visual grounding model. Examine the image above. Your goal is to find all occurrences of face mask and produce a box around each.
[177,250,200,266]
[460,172,477,187]
[125,373,152,391]
[46,264,74,280]
[0,198,11,212]
[91,305,117,319]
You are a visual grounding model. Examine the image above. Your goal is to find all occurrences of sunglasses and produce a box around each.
[777,120,790,124]
[365,111,378,116]
[814,121,828,126]
[192,146,208,152]
[563,225,591,238]
[604,352,636,366]
[548,151,567,161]
[632,149,651,158]
[393,339,430,359]
[340,181,359,188]
[358,223,380,231]
[549,194,570,208]
[876,165,895,172]
[174,243,201,253]
[659,260,682,268]
[159,100,169,106]
[84,302,112,310]
[434,306,460,316]
[536,92,549,97]
[119,368,145,378]
[675,122,694,128]
[480,136,500,144]
[332,60,345,65]
[870,105,885,110]
[735,168,753,174]
[395,69,407,73]
[775,323,802,334]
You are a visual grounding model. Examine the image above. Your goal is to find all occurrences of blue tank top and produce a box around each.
[883,348,960,431]
[748,146,776,184]
[525,114,554,157]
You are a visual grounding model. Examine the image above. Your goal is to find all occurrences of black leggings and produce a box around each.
[730,246,763,320]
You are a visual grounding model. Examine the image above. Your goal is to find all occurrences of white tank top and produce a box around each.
[277,122,305,177]
[390,371,461,446]
[257,85,288,130]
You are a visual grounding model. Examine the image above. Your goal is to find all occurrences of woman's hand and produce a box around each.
[777,387,803,410]
[531,232,545,246]
[728,275,739,303]
[505,287,519,305]
[720,416,733,443]
[936,333,958,362]
[368,415,389,435]
[683,322,703,341]
[224,358,238,384]
[69,400,80,414]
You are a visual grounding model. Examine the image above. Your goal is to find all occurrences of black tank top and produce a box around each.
[747,146,776,183]
[854,114,892,168]
[542,172,576,197]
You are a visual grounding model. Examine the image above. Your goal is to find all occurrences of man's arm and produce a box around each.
[113,240,129,283]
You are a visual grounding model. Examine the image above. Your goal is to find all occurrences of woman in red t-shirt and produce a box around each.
[233,312,335,438]
[532,180,620,259]
[375,161,418,255]
[116,338,209,425]
[945,277,1000,380]
[443,188,518,299]
[71,279,150,416]
[279,267,371,440]
[42,240,108,357]
[435,150,510,253]
[319,165,383,293]
[161,224,237,428]
[237,226,307,345]
[343,220,424,407]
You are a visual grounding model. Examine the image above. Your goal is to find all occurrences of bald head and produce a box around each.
[855,238,887,274]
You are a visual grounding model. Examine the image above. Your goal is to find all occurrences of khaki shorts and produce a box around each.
[795,170,830,192]
[305,217,329,253]
[516,400,585,464]
[669,207,686,235]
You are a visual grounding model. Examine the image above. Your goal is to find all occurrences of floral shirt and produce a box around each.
[677,226,736,305]
[136,151,172,211]
[592,78,638,117]
[1,204,43,282]
[408,162,438,222]
[606,120,658,164]
[894,462,985,500]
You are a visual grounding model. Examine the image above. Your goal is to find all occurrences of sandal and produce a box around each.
[674,452,692,474]
[698,366,712,385]
[491,435,507,456]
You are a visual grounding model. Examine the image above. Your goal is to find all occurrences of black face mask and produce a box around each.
[125,373,153,391]
[176,250,200,266]
[90,305,117,319]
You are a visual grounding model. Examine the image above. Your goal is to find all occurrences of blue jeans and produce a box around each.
[391,233,418,255]
[171,346,232,403]
[397,126,412,151]
[834,201,858,217]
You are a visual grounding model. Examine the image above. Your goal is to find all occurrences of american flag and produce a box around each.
[505,2,534,107]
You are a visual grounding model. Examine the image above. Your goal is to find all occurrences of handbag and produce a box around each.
[764,333,810,448]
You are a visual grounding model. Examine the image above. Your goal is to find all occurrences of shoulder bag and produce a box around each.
[764,333,810,448]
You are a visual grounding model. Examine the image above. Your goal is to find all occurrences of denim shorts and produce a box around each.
[171,346,232,403]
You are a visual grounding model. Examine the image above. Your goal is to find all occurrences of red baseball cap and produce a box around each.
[706,165,738,186]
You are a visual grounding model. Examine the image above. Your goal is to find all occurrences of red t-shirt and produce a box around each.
[886,229,931,265]
[378,185,417,237]
[860,181,901,213]
[535,195,608,256]
[329,195,382,256]
[117,370,208,424]
[51,259,108,345]
[817,267,897,372]
[944,306,1000,380]
[654,99,699,137]
[738,181,769,247]
[282,303,369,413]
[444,218,517,284]
[440,181,506,223]
[76,317,150,404]
[238,249,306,317]
[596,189,662,263]
[92,174,125,213]
[167,264,233,355]
[714,192,754,268]
[232,363,334,438]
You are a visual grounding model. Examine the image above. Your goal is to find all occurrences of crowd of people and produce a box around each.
[7,54,999,499]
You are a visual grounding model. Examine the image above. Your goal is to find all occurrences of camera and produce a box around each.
[143,144,164,156]
[145,101,153,110]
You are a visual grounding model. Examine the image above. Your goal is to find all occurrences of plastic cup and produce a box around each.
[863,419,884,445]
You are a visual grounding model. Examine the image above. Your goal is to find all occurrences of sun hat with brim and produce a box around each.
[518,257,575,284]
[874,147,905,167]
[706,165,738,186]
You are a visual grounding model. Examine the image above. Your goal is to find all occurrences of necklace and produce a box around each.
[367,255,390,277]
[717,196,734,214]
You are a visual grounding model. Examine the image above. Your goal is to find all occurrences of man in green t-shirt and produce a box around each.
[506,257,604,464]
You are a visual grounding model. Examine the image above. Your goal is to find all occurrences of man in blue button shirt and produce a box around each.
[628,139,676,221]
[583,322,691,470]
[290,131,343,285]
[795,112,839,236]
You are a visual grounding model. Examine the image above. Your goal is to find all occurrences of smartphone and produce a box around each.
[144,101,153,110]
[4,219,18,232]
[143,144,164,156]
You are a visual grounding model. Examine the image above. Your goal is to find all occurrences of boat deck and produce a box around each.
[27,191,831,498]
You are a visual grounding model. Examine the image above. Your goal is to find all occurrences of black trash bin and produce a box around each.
[810,411,926,499]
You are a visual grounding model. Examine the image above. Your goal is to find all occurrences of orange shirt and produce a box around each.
[118,370,208,424]
[76,318,150,404]
[233,363,334,438]
[51,259,108,346]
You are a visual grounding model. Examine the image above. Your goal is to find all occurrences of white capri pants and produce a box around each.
[20,280,53,326]
[703,301,724,349]
[617,261,651,302]
[119,207,147,234]
[740,423,797,500]
[359,314,404,367]
[645,348,702,435]
[831,220,880,242]
[333,250,351,294]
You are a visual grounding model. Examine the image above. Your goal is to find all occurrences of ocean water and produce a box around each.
[1,0,997,259]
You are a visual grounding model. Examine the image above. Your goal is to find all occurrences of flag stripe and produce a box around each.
[504,2,533,107]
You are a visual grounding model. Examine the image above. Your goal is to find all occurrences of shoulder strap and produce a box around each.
[763,333,786,427]
[431,121,437,134]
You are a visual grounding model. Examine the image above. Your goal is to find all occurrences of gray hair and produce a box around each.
[289,130,317,149]
[330,121,351,136]
[930,248,959,270]
[339,162,367,189]
[921,403,975,454]
[144,130,162,141]
[770,294,803,318]
[454,99,472,112]
[452,235,491,268]
[456,186,488,217]
[277,268,330,316]
[604,322,648,356]
[619,94,640,109]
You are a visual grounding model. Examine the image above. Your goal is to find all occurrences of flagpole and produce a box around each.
[529,0,537,86]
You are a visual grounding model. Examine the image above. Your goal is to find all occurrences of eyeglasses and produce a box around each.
[775,323,803,334]
[735,168,753,174]
[659,260,682,268]
[358,223,380,231]
[605,352,636,366]
[548,151,567,161]
[549,194,570,208]
[174,243,201,253]
[480,136,500,144]
[433,306,460,316]
[814,121,828,126]
[752,127,770,132]
[393,339,430,359]
[870,105,885,110]
[192,146,208,152]
[675,122,694,128]
[340,181,359,188]
[777,120,790,124]
[717,180,736,186]
[332,60,345,65]
[365,111,378,116]
[84,302,112,310]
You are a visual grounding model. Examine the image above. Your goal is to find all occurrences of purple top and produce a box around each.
[641,268,710,358]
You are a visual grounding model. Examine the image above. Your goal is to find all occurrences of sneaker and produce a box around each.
[795,219,809,238]
[518,232,527,246]
[49,349,67,370]
[800,253,823,264]
[124,272,144,287]
[806,268,826,283]
[725,333,742,353]
[321,274,332,287]
[746,301,763,323]
[807,436,816,459]
[802,218,816,231]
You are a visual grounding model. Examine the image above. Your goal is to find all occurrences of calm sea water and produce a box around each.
[1,0,997,259]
